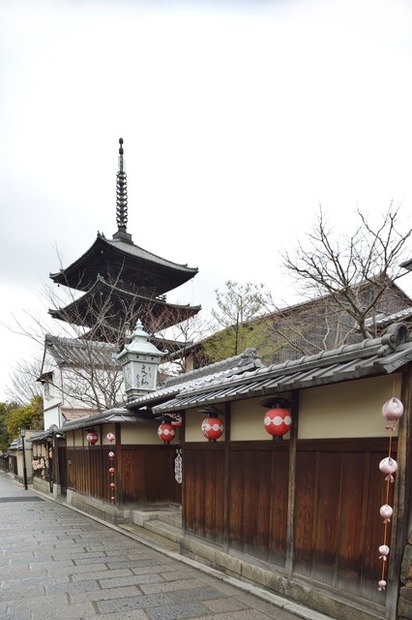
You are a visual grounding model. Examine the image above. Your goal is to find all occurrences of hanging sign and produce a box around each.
[174,449,183,484]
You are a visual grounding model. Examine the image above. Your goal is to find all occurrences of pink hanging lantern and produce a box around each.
[379,456,398,482]
[158,422,175,444]
[106,432,115,443]
[378,544,390,561]
[382,397,404,421]
[86,431,98,445]
[382,397,404,430]
[378,580,387,591]
[379,504,393,523]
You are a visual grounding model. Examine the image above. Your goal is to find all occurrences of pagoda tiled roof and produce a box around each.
[49,277,201,332]
[50,233,198,295]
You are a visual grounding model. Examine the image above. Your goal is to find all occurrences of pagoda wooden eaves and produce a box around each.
[49,277,201,334]
[50,233,198,296]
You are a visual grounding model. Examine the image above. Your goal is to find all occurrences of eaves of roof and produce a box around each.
[50,234,198,293]
[28,426,63,442]
[152,323,412,414]
[364,306,412,328]
[125,348,263,411]
[49,278,201,328]
[43,334,118,369]
[59,407,156,432]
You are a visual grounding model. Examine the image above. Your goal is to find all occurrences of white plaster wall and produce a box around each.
[121,423,162,445]
[73,429,85,447]
[298,374,401,439]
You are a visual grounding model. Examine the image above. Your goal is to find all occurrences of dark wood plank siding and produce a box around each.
[229,442,289,564]
[183,436,394,606]
[67,446,110,501]
[185,441,288,563]
[294,439,394,603]
[121,446,181,504]
[57,446,67,493]
[183,443,226,542]
[67,445,181,505]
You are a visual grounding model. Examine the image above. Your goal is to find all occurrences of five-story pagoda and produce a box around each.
[49,138,200,349]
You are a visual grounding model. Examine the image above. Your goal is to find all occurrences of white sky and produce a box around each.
[1,0,412,401]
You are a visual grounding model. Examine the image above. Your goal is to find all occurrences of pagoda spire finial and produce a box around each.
[113,137,132,243]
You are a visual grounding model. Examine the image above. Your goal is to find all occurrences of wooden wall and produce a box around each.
[66,444,180,505]
[183,437,394,605]
[121,446,181,504]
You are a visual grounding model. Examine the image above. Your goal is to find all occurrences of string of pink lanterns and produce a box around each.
[106,432,116,505]
[378,396,403,591]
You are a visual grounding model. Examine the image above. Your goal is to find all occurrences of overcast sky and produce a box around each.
[1,0,412,401]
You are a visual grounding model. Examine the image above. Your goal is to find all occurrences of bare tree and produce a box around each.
[6,261,200,411]
[5,359,43,405]
[162,313,216,374]
[281,204,412,340]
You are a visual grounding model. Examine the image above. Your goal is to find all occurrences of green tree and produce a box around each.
[0,401,20,451]
[6,395,44,441]
[205,280,272,362]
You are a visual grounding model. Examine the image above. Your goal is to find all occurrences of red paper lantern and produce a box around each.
[264,407,292,438]
[201,416,224,442]
[158,422,175,444]
[86,431,98,445]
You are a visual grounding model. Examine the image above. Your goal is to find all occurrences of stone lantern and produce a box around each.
[117,320,164,402]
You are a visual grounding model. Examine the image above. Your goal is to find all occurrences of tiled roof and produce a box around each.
[107,236,198,274]
[125,348,263,410]
[364,306,412,328]
[44,334,118,369]
[49,278,201,330]
[28,426,61,442]
[61,407,100,421]
[61,349,263,431]
[58,324,412,430]
[152,322,412,414]
[50,233,198,295]
[60,408,154,432]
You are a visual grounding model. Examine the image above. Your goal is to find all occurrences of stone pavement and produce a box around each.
[0,474,333,620]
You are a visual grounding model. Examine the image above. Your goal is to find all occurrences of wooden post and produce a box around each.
[285,390,299,576]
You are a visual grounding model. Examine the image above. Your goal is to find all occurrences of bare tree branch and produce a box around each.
[281,204,412,339]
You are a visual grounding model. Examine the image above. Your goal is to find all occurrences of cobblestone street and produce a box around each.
[0,474,331,620]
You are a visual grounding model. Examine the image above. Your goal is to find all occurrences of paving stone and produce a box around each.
[83,611,149,619]
[203,597,249,613]
[145,602,209,619]
[95,592,174,613]
[139,577,210,594]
